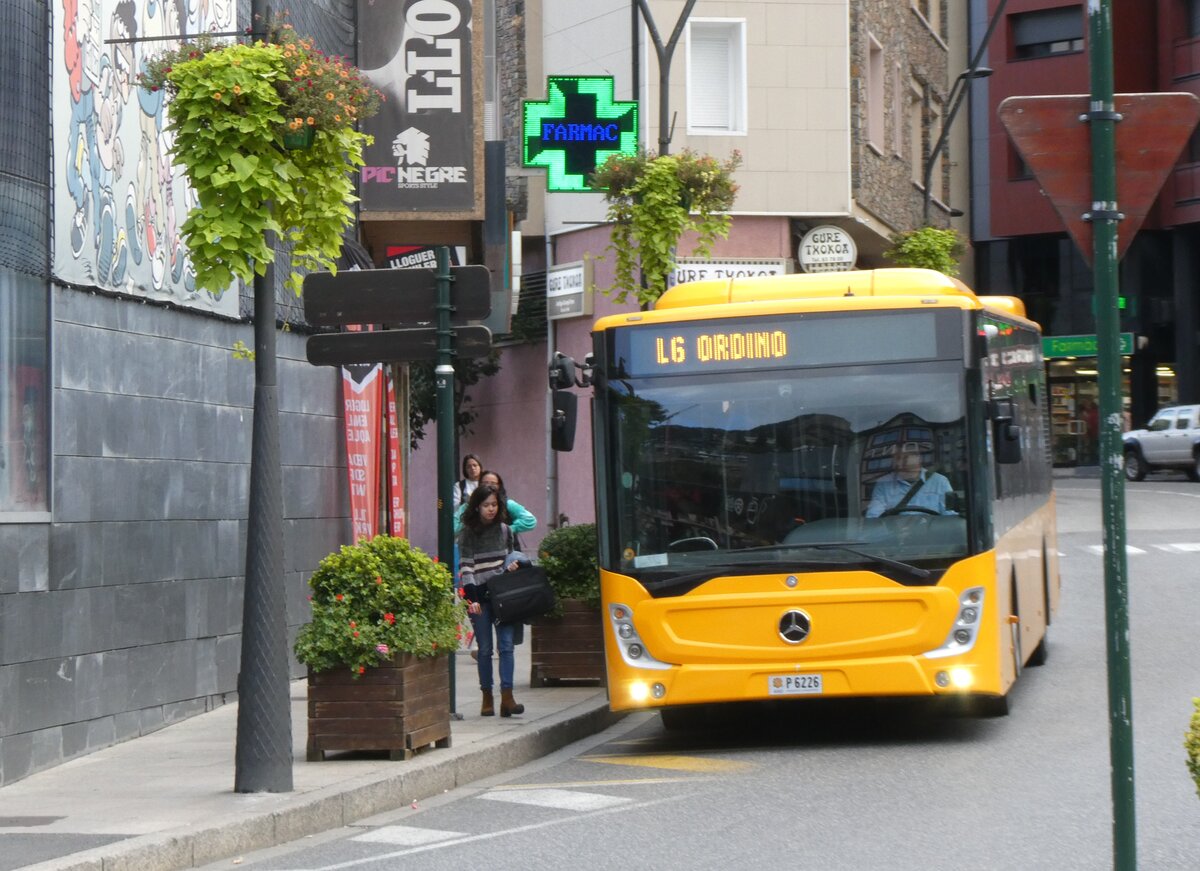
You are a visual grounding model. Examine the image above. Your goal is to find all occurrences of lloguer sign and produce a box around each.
[798,225,857,273]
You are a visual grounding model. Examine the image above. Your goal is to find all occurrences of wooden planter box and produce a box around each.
[530,599,606,687]
[306,654,451,761]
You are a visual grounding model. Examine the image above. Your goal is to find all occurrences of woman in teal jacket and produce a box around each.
[453,470,536,537]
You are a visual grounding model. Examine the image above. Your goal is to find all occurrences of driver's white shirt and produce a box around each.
[865,470,954,518]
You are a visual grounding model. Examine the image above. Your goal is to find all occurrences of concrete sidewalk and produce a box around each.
[0,645,617,871]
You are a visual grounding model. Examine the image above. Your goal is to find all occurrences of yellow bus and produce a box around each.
[553,268,1058,724]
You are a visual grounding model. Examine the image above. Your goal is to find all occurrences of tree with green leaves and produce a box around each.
[884,227,966,277]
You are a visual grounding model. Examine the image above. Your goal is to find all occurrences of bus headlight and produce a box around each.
[628,681,650,703]
[609,604,672,670]
[924,587,986,661]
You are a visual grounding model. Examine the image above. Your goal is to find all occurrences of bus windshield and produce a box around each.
[605,361,970,590]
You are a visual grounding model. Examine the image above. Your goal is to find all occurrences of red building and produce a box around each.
[969,0,1200,466]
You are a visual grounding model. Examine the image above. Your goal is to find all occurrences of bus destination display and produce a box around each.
[616,311,945,377]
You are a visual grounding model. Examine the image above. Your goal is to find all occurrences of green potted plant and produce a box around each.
[1187,698,1200,799]
[530,523,605,686]
[138,17,382,295]
[294,535,466,760]
[590,149,742,307]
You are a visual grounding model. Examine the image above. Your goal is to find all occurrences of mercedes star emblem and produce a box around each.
[778,610,812,644]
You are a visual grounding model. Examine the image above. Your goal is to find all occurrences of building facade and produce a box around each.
[0,1,350,786]
[970,0,1200,465]
[404,0,975,553]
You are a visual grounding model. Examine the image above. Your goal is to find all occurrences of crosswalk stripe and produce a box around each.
[1084,545,1147,555]
[1153,543,1200,553]
[480,788,631,812]
[582,753,752,773]
[351,826,464,846]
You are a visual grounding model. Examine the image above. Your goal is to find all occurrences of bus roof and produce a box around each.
[593,268,1035,331]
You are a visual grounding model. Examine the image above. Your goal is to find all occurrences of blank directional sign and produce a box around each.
[306,325,493,367]
[302,266,491,326]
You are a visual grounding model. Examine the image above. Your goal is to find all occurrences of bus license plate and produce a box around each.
[768,674,823,696]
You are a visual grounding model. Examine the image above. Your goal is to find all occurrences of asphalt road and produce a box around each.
[210,478,1200,871]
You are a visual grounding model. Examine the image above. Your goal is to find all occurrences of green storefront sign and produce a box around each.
[1042,332,1134,358]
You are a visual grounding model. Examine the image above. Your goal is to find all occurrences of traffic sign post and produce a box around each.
[999,9,1200,866]
[303,265,491,326]
[302,250,494,721]
[305,325,492,367]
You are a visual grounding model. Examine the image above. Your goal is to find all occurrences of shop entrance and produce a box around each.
[1048,368,1103,466]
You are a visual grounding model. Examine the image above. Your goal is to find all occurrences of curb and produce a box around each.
[25,698,622,871]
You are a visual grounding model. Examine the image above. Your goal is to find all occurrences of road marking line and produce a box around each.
[489,777,701,789]
[280,794,687,870]
[1153,542,1200,553]
[479,788,630,812]
[1084,545,1146,555]
[351,826,464,846]
[581,753,752,773]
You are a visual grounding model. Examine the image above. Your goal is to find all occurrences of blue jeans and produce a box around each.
[471,600,515,691]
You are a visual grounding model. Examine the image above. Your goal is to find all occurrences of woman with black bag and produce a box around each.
[458,484,525,718]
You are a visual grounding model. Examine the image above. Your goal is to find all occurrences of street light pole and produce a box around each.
[920,0,1009,225]
[922,67,992,225]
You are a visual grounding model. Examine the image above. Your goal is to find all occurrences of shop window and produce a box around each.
[1010,6,1084,59]
[687,20,746,135]
[0,268,49,514]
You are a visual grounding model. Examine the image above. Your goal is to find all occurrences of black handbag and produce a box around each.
[487,564,557,623]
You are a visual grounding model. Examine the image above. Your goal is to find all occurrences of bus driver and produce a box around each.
[865,443,956,518]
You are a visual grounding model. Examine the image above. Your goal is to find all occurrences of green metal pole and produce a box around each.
[1087,2,1136,867]
[434,246,460,717]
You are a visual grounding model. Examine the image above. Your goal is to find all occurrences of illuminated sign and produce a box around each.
[613,312,956,378]
[1042,332,1134,358]
[523,77,638,192]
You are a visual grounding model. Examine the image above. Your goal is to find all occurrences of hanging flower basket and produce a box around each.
[590,149,742,307]
[282,126,316,150]
[137,16,383,295]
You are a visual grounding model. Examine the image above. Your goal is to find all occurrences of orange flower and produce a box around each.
[212,92,222,100]
[335,593,344,601]
[232,85,242,95]
[349,621,356,628]
[358,666,365,674]
[334,114,341,122]
[325,92,335,101]
[306,116,315,125]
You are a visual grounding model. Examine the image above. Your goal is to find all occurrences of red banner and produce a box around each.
[385,368,405,538]
[341,335,383,542]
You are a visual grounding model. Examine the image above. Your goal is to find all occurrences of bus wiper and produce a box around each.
[739,541,931,581]
[809,543,931,580]
[640,562,785,593]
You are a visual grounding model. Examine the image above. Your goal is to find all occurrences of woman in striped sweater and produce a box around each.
[458,484,525,717]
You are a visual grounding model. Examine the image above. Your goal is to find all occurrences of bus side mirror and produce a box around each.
[550,389,577,452]
[549,352,576,390]
[993,416,1022,464]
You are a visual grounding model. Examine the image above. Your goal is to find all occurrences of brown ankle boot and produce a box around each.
[480,690,494,717]
[500,689,524,717]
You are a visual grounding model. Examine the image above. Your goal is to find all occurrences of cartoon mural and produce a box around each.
[53,0,238,315]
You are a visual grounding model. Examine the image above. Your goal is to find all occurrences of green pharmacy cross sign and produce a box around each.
[523,76,638,192]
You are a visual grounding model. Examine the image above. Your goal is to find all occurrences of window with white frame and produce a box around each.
[892,65,903,156]
[909,78,925,186]
[914,0,941,38]
[866,35,885,149]
[687,20,746,135]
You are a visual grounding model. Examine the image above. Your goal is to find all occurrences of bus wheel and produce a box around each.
[974,694,1010,717]
[659,706,705,731]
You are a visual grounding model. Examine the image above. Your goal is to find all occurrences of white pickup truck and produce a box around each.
[1122,404,1200,482]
